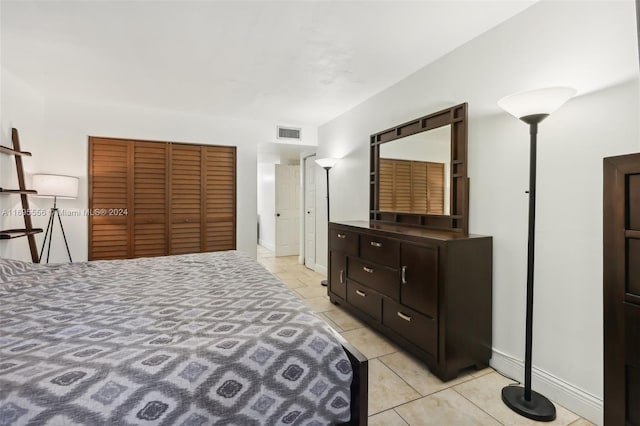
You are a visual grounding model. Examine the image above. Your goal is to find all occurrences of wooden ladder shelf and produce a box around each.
[0,128,42,262]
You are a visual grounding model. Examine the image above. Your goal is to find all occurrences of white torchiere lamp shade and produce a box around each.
[498,86,577,121]
[315,157,339,169]
[32,174,79,199]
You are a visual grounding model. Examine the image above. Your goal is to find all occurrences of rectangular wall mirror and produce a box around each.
[370,103,469,233]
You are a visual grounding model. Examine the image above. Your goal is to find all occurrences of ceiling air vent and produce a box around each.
[277,126,301,141]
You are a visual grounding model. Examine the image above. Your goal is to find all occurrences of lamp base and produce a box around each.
[502,386,556,422]
[321,279,327,287]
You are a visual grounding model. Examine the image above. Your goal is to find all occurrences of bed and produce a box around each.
[0,251,367,425]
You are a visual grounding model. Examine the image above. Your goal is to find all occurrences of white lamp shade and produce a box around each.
[498,87,576,119]
[32,174,79,199]
[315,157,339,169]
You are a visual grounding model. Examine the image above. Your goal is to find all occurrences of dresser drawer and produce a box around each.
[330,228,358,255]
[348,257,398,300]
[347,281,381,321]
[360,234,399,267]
[383,298,436,356]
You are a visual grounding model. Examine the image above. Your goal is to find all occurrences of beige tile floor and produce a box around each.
[257,246,594,426]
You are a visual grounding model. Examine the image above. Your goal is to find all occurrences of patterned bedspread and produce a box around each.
[0,251,352,425]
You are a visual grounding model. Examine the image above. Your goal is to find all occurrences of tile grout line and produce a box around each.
[451,386,507,425]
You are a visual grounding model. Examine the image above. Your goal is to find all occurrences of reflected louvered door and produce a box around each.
[411,162,428,214]
[394,160,412,213]
[89,139,132,260]
[379,159,394,211]
[204,146,236,251]
[170,144,202,255]
[133,142,168,257]
[426,162,445,215]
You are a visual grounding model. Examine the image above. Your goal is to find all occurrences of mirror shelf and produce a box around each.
[369,103,469,233]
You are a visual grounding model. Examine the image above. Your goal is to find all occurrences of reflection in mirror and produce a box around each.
[379,125,451,215]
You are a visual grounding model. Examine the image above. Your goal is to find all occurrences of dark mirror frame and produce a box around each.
[369,103,469,233]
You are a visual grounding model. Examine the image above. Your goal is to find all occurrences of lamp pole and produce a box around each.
[320,165,331,287]
[497,87,575,422]
[315,158,339,287]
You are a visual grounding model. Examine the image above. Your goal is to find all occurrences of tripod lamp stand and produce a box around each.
[315,157,339,287]
[32,174,79,263]
[497,86,576,422]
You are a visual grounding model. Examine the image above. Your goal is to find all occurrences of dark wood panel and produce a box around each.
[382,298,436,356]
[330,228,358,255]
[360,234,399,268]
[604,153,640,426]
[628,365,640,425]
[401,243,438,318]
[630,174,640,230]
[330,251,347,300]
[348,258,398,300]
[629,238,640,297]
[346,280,382,322]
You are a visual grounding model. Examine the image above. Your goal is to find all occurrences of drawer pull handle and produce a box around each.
[397,312,412,322]
[340,270,344,284]
[356,289,366,297]
[337,233,347,239]
[401,266,407,284]
[370,241,383,248]
[363,266,374,273]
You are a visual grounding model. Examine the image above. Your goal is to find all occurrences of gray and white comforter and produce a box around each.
[0,251,352,425]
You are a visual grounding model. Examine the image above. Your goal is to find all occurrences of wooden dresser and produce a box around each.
[328,220,492,381]
[604,153,640,425]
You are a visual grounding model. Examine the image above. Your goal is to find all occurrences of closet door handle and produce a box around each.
[401,266,407,284]
[337,233,347,239]
[356,290,366,297]
[397,312,412,322]
[363,266,374,274]
[370,241,382,248]
[340,270,344,284]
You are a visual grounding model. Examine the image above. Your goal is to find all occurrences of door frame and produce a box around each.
[301,153,317,267]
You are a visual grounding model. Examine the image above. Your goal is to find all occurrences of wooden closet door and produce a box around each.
[89,138,132,260]
[204,146,236,251]
[604,153,640,426]
[170,144,202,254]
[133,141,168,257]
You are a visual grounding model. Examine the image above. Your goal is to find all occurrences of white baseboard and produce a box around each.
[490,349,603,425]
[258,240,275,252]
[314,264,327,277]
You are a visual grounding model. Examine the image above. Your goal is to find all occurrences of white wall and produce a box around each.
[316,2,639,424]
[257,162,276,251]
[0,77,319,262]
[0,69,46,260]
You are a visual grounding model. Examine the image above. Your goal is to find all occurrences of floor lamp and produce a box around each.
[316,157,339,287]
[32,174,79,263]
[497,87,576,421]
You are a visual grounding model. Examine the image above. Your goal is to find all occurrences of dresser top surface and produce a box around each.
[331,220,490,241]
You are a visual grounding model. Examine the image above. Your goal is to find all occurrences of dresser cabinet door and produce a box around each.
[400,243,438,318]
[329,251,347,300]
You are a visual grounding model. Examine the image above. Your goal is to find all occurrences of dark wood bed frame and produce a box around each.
[333,332,368,426]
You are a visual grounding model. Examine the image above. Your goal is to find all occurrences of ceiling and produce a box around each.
[1,1,535,127]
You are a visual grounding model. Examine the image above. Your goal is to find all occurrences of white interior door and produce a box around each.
[275,164,300,256]
[304,156,316,268]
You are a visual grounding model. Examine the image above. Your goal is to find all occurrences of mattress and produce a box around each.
[0,251,352,425]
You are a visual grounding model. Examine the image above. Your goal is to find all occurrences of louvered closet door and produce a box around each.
[170,144,202,254]
[89,139,132,260]
[133,142,168,257]
[204,146,236,251]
